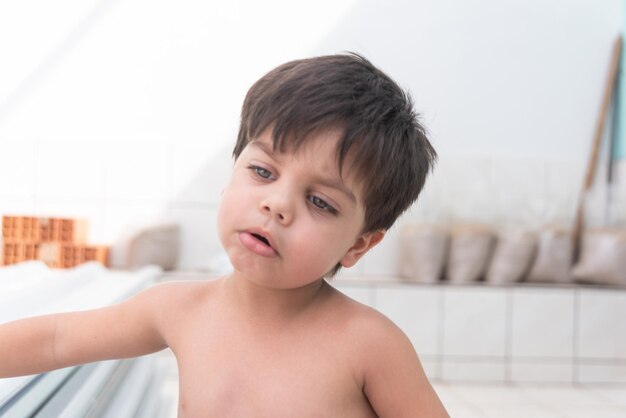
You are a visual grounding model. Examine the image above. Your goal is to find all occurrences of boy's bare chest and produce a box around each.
[170,311,377,418]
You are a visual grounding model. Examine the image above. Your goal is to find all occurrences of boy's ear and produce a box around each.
[339,230,385,268]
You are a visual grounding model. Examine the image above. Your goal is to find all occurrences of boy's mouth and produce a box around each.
[251,233,271,248]
[239,230,278,257]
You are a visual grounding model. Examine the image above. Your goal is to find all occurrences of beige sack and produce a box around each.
[485,228,537,284]
[571,228,626,286]
[128,223,180,271]
[446,224,495,283]
[526,227,572,283]
[399,224,448,283]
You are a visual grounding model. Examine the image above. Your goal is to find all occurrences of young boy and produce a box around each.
[0,53,448,417]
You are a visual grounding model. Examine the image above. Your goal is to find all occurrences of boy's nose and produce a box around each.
[259,196,293,225]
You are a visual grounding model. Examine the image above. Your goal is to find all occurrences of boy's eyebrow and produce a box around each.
[249,140,357,205]
[250,140,278,158]
[311,175,357,205]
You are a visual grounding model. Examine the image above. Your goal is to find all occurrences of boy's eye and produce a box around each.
[308,195,337,214]
[248,165,273,180]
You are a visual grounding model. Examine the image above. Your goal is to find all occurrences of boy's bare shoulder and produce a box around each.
[328,286,448,417]
[143,278,220,311]
[135,278,221,337]
[327,285,410,348]
[144,278,218,299]
[138,280,215,307]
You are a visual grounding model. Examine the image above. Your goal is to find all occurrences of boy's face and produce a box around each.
[218,128,383,289]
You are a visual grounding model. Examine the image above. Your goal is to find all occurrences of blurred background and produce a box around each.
[2,1,626,417]
[0,0,622,274]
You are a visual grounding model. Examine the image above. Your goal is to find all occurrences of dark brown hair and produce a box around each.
[233,53,436,270]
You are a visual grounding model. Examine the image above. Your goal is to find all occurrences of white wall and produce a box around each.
[0,0,622,273]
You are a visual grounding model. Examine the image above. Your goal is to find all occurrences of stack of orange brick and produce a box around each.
[1,215,109,268]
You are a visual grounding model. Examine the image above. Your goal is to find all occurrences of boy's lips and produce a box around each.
[239,229,278,257]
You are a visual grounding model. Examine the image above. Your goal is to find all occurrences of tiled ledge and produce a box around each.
[332,277,626,385]
[333,275,626,290]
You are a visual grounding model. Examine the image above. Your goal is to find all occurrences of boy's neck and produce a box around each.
[222,273,330,323]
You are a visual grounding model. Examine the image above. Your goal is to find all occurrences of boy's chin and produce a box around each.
[230,264,328,288]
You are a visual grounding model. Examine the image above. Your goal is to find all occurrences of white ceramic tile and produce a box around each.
[521,385,610,408]
[543,158,584,225]
[446,382,534,407]
[171,142,232,206]
[443,287,508,357]
[585,384,626,407]
[509,361,574,383]
[331,283,373,307]
[510,288,574,358]
[170,207,220,271]
[556,406,626,418]
[491,157,547,227]
[482,406,561,418]
[408,159,448,224]
[438,156,497,223]
[0,196,36,229]
[468,390,564,418]
[442,359,506,382]
[0,140,36,198]
[443,383,626,418]
[36,140,107,199]
[576,363,626,384]
[359,223,401,276]
[103,201,171,244]
[105,141,171,202]
[578,289,626,359]
[374,285,442,356]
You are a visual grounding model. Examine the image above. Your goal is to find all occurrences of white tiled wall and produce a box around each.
[578,363,626,384]
[0,141,37,199]
[510,288,575,358]
[375,285,442,356]
[442,359,507,383]
[509,361,574,383]
[509,287,577,384]
[105,141,172,202]
[332,280,626,384]
[577,290,626,359]
[169,207,220,271]
[443,287,508,358]
[36,140,108,200]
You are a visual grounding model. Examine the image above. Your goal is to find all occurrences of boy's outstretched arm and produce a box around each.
[0,283,170,378]
[361,317,449,418]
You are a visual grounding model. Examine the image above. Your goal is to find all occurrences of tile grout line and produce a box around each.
[438,287,445,381]
[504,287,514,384]
[573,287,580,384]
